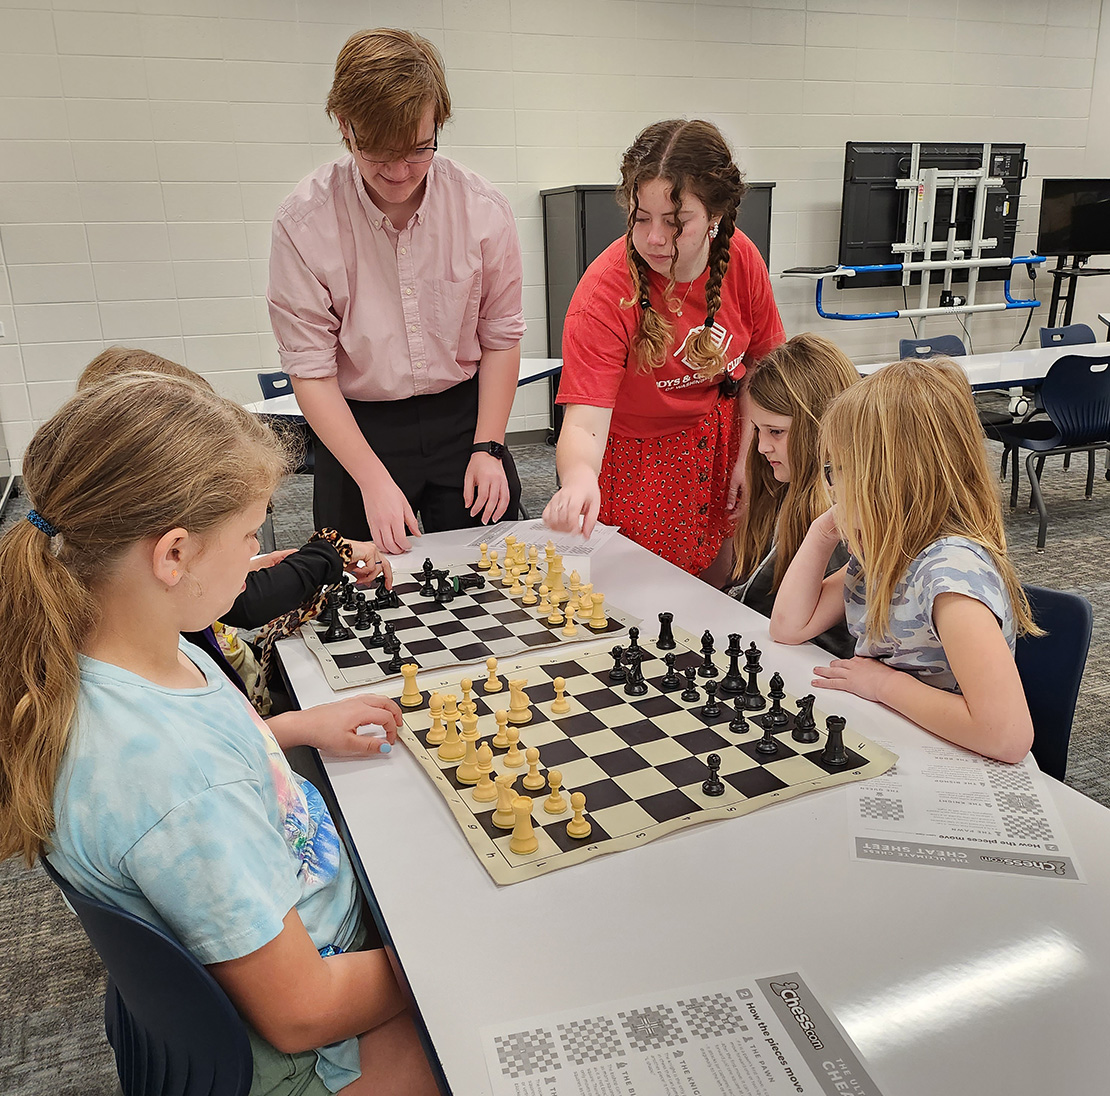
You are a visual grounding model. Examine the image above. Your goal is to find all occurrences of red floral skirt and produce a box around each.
[597,398,741,575]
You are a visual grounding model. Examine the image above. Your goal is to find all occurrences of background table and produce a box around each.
[278,528,1110,1096]
[860,339,1110,389]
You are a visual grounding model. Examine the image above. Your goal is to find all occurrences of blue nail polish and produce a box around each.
[379,742,392,754]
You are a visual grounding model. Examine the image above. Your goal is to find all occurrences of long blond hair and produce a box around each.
[618,119,748,377]
[732,334,859,589]
[0,376,291,865]
[821,358,1038,644]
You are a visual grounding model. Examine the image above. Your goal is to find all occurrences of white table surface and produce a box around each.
[278,527,1110,1096]
[861,340,1110,389]
[244,358,563,417]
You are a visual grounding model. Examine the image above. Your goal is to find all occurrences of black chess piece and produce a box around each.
[373,573,393,608]
[702,753,725,797]
[419,558,436,598]
[793,695,819,743]
[623,651,648,697]
[608,645,627,683]
[743,642,766,711]
[728,708,750,735]
[353,591,372,629]
[384,641,404,675]
[756,721,779,755]
[822,715,849,767]
[681,666,701,703]
[656,611,676,650]
[365,612,384,648]
[627,626,641,658]
[658,652,681,692]
[433,570,454,604]
[701,679,721,719]
[765,672,790,728]
[698,630,718,678]
[321,590,353,643]
[341,578,357,611]
[458,572,485,591]
[719,634,744,696]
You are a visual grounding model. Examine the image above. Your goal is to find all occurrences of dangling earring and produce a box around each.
[709,222,720,240]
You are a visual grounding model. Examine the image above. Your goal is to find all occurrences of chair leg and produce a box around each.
[1009,446,1020,509]
[259,505,277,554]
[1086,449,1096,498]
[999,444,1008,481]
[1063,453,1072,471]
[1029,454,1046,512]
[1026,452,1049,551]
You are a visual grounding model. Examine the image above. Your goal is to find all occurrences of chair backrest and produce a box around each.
[1039,323,1096,348]
[1014,585,1093,781]
[257,371,292,400]
[40,858,253,1096]
[1037,353,1110,445]
[898,334,967,360]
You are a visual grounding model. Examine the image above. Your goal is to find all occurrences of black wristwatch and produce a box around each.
[471,441,505,460]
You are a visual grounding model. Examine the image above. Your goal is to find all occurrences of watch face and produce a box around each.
[476,441,504,459]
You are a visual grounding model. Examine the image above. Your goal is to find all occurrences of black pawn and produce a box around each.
[743,642,766,711]
[366,612,384,648]
[321,591,352,643]
[681,666,701,703]
[765,672,790,728]
[719,634,744,695]
[627,626,641,657]
[341,579,357,611]
[659,652,681,692]
[656,611,676,650]
[728,708,750,735]
[701,680,721,719]
[702,753,725,797]
[353,591,372,630]
[698,630,718,678]
[608,645,626,683]
[822,715,849,767]
[756,721,779,755]
[623,652,648,697]
[793,695,819,743]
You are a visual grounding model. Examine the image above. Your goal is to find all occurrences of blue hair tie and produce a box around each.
[26,510,59,537]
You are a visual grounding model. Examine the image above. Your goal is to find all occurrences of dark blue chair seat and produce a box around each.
[1039,323,1096,348]
[898,334,966,359]
[1015,585,1093,781]
[41,858,253,1096]
[992,353,1110,549]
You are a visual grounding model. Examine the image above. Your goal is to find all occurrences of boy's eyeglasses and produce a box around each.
[349,124,438,164]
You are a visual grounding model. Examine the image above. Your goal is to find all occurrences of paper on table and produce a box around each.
[848,736,1082,881]
[465,518,619,557]
[481,971,884,1096]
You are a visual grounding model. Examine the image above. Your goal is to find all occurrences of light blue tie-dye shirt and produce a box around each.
[844,536,1016,693]
[47,637,361,1091]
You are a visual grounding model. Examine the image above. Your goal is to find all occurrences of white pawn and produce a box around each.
[488,549,501,579]
[567,791,592,839]
[561,604,578,638]
[484,656,503,693]
[537,583,551,615]
[527,545,543,584]
[523,746,545,790]
[426,691,446,745]
[472,743,498,802]
[551,676,570,714]
[509,564,524,597]
[460,676,473,712]
[492,709,511,749]
[504,726,525,767]
[478,542,491,569]
[522,572,538,606]
[544,770,568,814]
[547,601,564,626]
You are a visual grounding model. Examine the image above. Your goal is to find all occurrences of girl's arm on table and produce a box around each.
[769,508,849,644]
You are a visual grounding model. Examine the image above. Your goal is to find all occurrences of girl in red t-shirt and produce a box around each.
[543,118,784,575]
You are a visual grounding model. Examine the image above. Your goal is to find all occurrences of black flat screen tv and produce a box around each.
[1035,179,1110,257]
[838,141,1025,289]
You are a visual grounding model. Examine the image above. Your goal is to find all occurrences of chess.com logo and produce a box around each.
[979,855,1068,875]
[768,982,824,1051]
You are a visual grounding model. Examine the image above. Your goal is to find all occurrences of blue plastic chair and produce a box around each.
[1015,585,1093,781]
[256,370,294,399]
[1039,323,1096,348]
[40,858,253,1096]
[993,353,1110,549]
[898,334,967,360]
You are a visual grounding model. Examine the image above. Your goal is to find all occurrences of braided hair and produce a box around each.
[618,119,748,378]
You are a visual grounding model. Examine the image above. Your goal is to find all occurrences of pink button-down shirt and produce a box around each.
[267,155,525,402]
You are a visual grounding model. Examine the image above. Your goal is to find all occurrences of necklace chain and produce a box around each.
[671,279,696,317]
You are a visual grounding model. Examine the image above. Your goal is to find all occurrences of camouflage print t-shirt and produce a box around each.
[844,536,1016,693]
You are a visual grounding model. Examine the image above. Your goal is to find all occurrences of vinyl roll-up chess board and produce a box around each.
[301,562,639,690]
[395,625,897,885]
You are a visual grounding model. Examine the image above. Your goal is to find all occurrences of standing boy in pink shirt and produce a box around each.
[268,29,526,553]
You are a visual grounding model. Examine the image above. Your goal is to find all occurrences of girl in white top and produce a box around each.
[770,357,1039,764]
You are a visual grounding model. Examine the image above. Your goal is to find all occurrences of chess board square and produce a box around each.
[638,788,699,823]
[594,747,651,778]
[738,737,799,764]
[557,712,607,737]
[429,620,469,637]
[632,695,682,718]
[690,703,738,727]
[761,754,830,784]
[633,737,692,767]
[543,814,611,853]
[474,625,514,642]
[673,727,731,756]
[555,757,608,788]
[533,736,587,767]
[494,609,532,626]
[389,614,435,632]
[613,718,668,746]
[673,650,703,672]
[715,748,759,775]
[657,756,713,789]
[540,659,593,681]
[452,604,488,620]
[491,825,562,865]
[600,703,652,728]
[725,766,789,798]
[574,729,632,756]
[575,778,632,811]
[472,589,504,604]
[404,637,450,656]
[614,766,676,800]
[591,799,657,835]
[652,710,703,736]
[801,743,866,774]
[526,679,558,704]
[521,630,559,648]
[454,642,493,662]
[571,688,627,713]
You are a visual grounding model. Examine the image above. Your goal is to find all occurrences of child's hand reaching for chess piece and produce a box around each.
[344,539,393,589]
[268,694,402,758]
